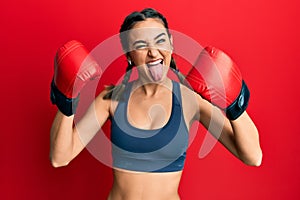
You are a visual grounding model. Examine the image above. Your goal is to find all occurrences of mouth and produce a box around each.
[146,59,164,68]
[146,59,164,82]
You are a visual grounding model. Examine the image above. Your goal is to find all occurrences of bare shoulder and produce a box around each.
[178,83,200,126]
[95,88,111,100]
[179,83,201,104]
[94,87,118,116]
[179,83,208,107]
[74,88,114,142]
[94,88,111,105]
[179,83,196,96]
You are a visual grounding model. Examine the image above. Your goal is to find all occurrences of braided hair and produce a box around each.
[103,8,186,100]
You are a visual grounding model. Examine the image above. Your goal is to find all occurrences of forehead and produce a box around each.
[128,18,168,42]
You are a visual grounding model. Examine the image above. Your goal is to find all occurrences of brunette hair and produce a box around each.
[104,8,185,100]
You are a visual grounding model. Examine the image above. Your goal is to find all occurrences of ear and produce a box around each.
[126,54,133,66]
[127,58,132,66]
[126,53,131,61]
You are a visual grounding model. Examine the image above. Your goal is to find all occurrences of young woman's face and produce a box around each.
[127,18,173,83]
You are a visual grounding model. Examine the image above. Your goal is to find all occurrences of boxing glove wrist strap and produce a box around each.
[50,80,79,116]
[225,81,250,120]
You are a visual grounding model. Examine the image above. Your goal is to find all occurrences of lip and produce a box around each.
[146,59,163,67]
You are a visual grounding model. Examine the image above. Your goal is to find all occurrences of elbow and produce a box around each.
[51,161,69,168]
[242,151,263,167]
[50,156,70,168]
[245,156,262,167]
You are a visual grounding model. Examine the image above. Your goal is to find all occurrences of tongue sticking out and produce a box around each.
[148,63,163,81]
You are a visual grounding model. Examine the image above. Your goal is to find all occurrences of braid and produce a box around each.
[103,63,133,101]
[170,56,187,85]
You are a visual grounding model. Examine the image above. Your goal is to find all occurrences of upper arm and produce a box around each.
[73,89,112,148]
[196,95,240,158]
[180,85,201,129]
[191,91,261,165]
[50,89,112,167]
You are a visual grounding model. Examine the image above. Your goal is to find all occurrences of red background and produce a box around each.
[1,0,300,199]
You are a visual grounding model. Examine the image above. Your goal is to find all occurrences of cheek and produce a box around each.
[162,51,172,66]
[129,52,146,66]
[130,53,143,66]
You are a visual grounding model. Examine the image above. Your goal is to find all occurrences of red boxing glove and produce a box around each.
[185,46,250,120]
[51,40,102,116]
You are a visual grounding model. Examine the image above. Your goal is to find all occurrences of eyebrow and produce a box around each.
[132,32,167,46]
[132,40,146,46]
[154,32,166,40]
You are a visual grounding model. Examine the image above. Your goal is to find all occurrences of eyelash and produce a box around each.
[134,39,166,50]
[156,39,166,44]
[135,45,147,50]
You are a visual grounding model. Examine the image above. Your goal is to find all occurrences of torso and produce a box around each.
[109,79,198,131]
[108,169,182,200]
[107,79,199,200]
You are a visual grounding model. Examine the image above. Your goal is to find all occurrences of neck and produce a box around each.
[134,78,172,97]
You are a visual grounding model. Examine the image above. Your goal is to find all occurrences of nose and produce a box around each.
[147,47,159,58]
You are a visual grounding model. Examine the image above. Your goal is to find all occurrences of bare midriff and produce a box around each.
[107,168,182,200]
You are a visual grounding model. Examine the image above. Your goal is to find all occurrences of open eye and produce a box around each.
[156,38,166,44]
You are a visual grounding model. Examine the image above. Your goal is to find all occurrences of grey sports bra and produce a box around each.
[111,81,189,172]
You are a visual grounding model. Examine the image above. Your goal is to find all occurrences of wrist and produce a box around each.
[225,81,250,120]
[50,80,80,116]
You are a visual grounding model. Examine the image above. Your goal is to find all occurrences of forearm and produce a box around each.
[230,112,262,166]
[50,111,83,167]
[49,40,103,167]
[187,46,262,166]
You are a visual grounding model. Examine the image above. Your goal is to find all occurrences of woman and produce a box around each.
[50,8,262,200]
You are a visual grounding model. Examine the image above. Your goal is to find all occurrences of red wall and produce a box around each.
[1,0,300,199]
